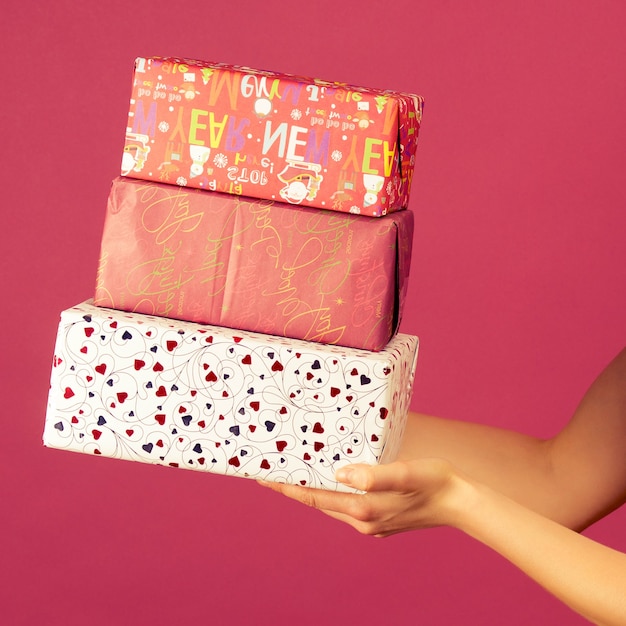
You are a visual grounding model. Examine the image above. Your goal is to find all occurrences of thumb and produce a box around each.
[336,461,413,492]
[335,463,379,491]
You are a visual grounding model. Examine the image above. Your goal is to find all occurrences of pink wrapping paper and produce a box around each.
[94,177,413,351]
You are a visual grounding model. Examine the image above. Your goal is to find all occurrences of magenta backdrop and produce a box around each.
[2,1,625,624]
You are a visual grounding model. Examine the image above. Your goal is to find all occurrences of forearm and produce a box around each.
[400,413,569,524]
[447,474,626,625]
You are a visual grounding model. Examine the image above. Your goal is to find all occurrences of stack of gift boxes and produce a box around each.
[43,57,424,492]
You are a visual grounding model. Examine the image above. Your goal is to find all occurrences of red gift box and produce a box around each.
[122,57,424,217]
[94,177,413,351]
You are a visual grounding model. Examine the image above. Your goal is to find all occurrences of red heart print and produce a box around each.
[63,387,74,399]
[117,392,128,403]
[95,364,106,375]
[205,371,218,383]
[80,346,88,354]
[260,459,270,470]
[312,422,324,433]
[276,441,287,452]
[155,414,166,425]
[271,361,284,372]
[126,429,134,437]
[314,442,324,452]
[250,401,260,411]
[92,429,102,440]
[330,387,340,397]
[156,386,167,397]
[153,362,164,372]
[166,340,178,352]
[242,354,252,365]
[134,359,145,370]
[84,327,94,337]
[228,456,240,467]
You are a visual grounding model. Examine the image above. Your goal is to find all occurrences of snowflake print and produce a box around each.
[213,153,228,168]
[176,177,188,186]
[349,205,361,214]
[331,150,343,162]
[158,121,170,133]
[290,108,302,120]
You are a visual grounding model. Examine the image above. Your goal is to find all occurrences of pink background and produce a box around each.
[1,1,624,624]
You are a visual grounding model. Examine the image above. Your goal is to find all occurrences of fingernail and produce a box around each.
[336,467,353,484]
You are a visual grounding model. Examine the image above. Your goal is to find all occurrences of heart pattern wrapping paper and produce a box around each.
[44,301,419,491]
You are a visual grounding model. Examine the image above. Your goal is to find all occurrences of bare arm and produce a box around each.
[452,472,626,625]
[400,347,626,529]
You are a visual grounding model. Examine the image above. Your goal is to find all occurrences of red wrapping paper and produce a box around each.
[122,56,424,216]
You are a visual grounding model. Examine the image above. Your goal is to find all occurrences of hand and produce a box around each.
[258,458,463,537]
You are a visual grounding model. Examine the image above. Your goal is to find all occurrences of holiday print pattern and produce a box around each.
[44,301,418,491]
[123,57,424,216]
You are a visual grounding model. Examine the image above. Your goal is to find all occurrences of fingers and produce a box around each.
[258,479,365,516]
[257,479,391,535]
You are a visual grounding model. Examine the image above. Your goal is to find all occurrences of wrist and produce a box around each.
[437,469,484,530]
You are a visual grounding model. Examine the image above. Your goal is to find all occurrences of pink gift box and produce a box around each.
[122,56,424,216]
[43,301,419,491]
[94,177,413,351]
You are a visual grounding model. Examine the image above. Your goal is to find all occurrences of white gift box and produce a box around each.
[43,301,418,491]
